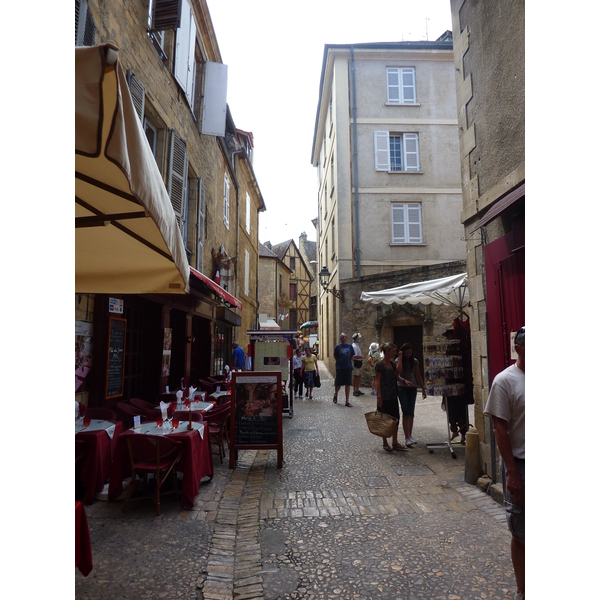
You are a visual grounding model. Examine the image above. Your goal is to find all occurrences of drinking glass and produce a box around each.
[172,419,179,429]
[157,418,163,428]
[83,417,91,428]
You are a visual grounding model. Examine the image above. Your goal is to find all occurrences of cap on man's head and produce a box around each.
[352,332,361,340]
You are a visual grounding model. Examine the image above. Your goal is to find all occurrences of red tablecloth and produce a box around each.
[76,421,124,504]
[108,425,213,510]
[75,501,93,576]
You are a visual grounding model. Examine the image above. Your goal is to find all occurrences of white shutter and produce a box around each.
[201,62,228,137]
[223,173,230,229]
[374,131,390,171]
[401,68,416,103]
[403,133,420,171]
[127,72,145,123]
[391,204,406,243]
[387,68,400,103]
[167,131,188,243]
[185,18,197,108]
[407,203,422,243]
[245,192,251,234]
[244,249,250,295]
[196,178,205,272]
[174,0,192,98]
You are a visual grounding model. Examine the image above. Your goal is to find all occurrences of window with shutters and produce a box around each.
[245,192,251,234]
[289,283,297,300]
[223,173,230,229]
[75,0,96,46]
[147,0,166,55]
[391,203,423,244]
[386,67,416,104]
[196,179,206,272]
[167,131,189,250]
[374,131,420,172]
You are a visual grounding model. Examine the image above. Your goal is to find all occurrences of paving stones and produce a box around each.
[76,366,516,599]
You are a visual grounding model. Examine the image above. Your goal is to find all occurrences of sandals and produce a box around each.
[382,444,393,452]
[392,443,407,451]
[333,395,338,404]
[345,402,353,407]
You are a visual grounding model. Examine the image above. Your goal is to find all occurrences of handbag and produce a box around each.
[353,359,363,369]
[364,410,398,438]
[314,373,321,388]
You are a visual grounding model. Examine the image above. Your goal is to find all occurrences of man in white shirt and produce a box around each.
[351,333,364,397]
[484,326,525,600]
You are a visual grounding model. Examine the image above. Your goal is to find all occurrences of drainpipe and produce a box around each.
[350,46,361,278]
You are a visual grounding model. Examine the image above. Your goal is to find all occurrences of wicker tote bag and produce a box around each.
[364,410,398,438]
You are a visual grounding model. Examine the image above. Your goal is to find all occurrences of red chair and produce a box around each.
[197,379,218,394]
[172,410,203,423]
[122,435,183,515]
[204,402,231,464]
[129,398,155,414]
[82,407,117,421]
[77,402,86,417]
[116,402,145,429]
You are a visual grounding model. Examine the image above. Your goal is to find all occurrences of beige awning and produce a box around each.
[75,44,189,294]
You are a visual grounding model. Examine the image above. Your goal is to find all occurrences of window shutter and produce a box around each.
[76,0,96,46]
[151,0,182,31]
[185,18,197,108]
[374,131,390,171]
[126,71,145,123]
[244,249,250,295]
[167,131,188,243]
[387,68,400,103]
[196,178,205,272]
[174,0,192,98]
[401,68,416,103]
[391,205,406,243]
[246,192,251,234]
[403,133,420,171]
[223,173,230,229]
[407,203,422,243]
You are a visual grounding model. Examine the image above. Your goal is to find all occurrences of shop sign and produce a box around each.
[109,297,124,314]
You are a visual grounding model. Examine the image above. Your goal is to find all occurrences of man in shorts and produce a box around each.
[484,326,525,599]
[333,332,354,407]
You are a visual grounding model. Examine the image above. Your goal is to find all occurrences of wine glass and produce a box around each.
[83,416,91,428]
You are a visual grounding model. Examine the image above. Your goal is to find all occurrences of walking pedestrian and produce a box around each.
[375,343,409,451]
[395,343,426,446]
[301,345,319,400]
[333,332,355,406]
[351,333,365,397]
[484,326,525,600]
[292,347,303,397]
[367,342,382,395]
[231,342,245,370]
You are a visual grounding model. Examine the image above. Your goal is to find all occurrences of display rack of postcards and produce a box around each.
[423,339,464,458]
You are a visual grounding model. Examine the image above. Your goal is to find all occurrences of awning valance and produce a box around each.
[75,44,189,294]
[471,182,525,233]
[189,267,242,310]
[360,273,468,313]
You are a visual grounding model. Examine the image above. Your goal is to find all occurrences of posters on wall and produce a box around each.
[162,328,172,377]
[75,320,93,392]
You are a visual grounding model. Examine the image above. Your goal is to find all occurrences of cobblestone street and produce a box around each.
[76,363,516,599]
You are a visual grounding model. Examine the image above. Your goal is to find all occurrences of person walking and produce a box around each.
[292,347,304,398]
[396,343,426,447]
[231,342,245,370]
[333,332,355,406]
[367,342,382,395]
[301,345,319,400]
[351,333,365,397]
[374,343,409,452]
[484,326,525,600]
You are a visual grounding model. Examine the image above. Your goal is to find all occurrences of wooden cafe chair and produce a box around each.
[204,402,231,464]
[122,435,183,516]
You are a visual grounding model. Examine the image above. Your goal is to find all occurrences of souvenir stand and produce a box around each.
[360,273,472,457]
[246,329,296,418]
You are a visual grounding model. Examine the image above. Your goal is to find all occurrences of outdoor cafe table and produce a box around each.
[76,418,123,504]
[208,390,231,405]
[108,421,213,510]
[154,399,216,417]
[75,500,93,576]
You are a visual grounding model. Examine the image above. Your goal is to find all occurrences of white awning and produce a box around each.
[360,273,468,311]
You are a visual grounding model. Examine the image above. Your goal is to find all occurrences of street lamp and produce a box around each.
[318,266,345,302]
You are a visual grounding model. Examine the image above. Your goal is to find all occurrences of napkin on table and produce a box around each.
[159,401,170,420]
[188,386,197,400]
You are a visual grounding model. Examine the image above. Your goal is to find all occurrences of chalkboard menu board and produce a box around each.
[106,317,126,398]
[229,371,282,469]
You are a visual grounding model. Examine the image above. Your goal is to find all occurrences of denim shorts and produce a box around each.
[398,385,417,417]
[501,457,525,544]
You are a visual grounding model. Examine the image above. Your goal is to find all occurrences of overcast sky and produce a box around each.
[206,0,452,246]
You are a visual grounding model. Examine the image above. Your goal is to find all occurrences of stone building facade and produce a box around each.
[75,0,265,408]
[258,243,292,327]
[310,36,467,376]
[450,0,525,477]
